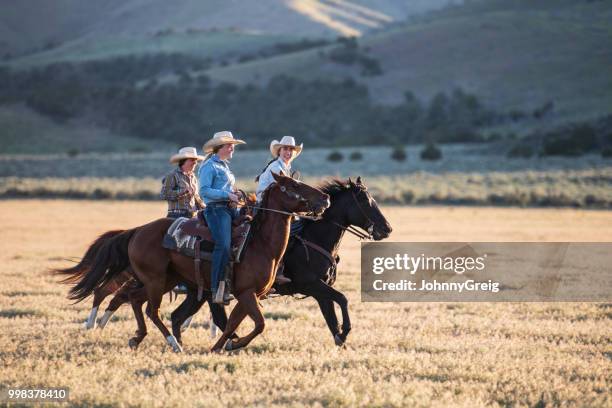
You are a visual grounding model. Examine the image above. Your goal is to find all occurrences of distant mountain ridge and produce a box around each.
[0,0,452,58]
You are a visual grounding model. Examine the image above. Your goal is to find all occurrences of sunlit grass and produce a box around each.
[0,201,610,406]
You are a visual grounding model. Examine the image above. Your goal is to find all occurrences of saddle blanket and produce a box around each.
[162,217,251,262]
[162,217,215,260]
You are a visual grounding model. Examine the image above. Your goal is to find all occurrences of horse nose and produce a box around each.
[318,196,330,209]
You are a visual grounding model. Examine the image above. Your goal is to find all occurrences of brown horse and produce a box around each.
[62,173,329,352]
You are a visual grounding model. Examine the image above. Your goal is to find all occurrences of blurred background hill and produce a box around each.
[0,0,611,175]
[0,0,611,207]
[0,0,450,59]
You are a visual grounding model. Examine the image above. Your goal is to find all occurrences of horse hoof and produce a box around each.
[128,338,139,350]
[334,334,344,346]
[166,335,183,353]
[224,339,234,351]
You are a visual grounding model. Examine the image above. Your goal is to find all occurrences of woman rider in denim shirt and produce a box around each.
[198,131,246,304]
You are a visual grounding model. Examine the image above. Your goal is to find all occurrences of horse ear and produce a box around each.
[356,176,362,185]
[348,177,353,186]
[271,171,281,182]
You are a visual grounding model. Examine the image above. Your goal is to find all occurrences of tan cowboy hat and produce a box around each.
[270,136,303,157]
[202,131,246,153]
[169,146,205,163]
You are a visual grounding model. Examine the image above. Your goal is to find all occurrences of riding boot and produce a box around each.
[213,281,226,304]
[275,262,291,284]
[223,264,234,304]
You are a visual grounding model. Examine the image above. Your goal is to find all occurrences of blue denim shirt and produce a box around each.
[198,155,236,204]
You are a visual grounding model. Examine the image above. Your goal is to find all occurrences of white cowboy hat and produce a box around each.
[270,136,303,158]
[202,131,246,153]
[169,146,205,163]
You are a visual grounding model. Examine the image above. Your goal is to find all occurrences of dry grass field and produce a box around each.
[1,200,611,407]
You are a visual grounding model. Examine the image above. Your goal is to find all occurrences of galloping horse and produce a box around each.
[60,173,329,352]
[171,177,392,346]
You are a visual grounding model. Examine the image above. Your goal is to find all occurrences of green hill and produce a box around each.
[0,0,450,60]
[202,0,612,121]
[0,105,176,154]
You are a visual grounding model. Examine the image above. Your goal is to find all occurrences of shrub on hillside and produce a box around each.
[67,148,79,157]
[390,146,406,162]
[360,57,383,76]
[327,151,343,162]
[420,143,442,161]
[507,144,534,158]
[349,151,363,161]
[541,124,598,156]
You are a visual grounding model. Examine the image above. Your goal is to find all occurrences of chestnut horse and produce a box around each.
[61,173,329,352]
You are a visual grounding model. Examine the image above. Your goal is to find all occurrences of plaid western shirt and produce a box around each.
[160,167,205,214]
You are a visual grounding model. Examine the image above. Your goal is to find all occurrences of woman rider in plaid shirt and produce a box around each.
[160,147,206,219]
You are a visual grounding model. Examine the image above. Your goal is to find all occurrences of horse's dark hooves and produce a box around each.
[128,338,140,350]
[334,334,344,346]
[224,339,246,352]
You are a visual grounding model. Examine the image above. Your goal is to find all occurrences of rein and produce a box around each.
[322,189,375,240]
[326,220,372,240]
[245,205,321,221]
[239,185,322,221]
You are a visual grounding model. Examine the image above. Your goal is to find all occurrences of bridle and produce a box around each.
[325,187,377,240]
[241,184,323,221]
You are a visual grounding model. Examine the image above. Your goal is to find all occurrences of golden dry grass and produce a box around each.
[1,201,611,407]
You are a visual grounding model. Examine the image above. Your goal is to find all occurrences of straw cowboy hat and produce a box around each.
[202,131,246,153]
[270,136,303,158]
[169,146,205,163]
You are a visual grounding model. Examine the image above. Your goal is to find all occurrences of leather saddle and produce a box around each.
[178,212,252,260]
[174,212,252,301]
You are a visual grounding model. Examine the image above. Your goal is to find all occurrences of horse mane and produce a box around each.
[318,178,352,198]
[251,183,273,231]
[297,179,353,227]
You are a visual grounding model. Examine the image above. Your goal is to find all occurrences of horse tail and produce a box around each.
[67,228,137,303]
[54,230,124,284]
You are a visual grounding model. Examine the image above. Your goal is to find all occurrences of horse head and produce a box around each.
[338,176,392,240]
[271,172,330,216]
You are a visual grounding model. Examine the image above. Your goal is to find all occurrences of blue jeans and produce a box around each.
[204,204,238,292]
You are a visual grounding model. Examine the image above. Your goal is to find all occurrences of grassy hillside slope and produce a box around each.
[0,105,176,154]
[1,0,451,60]
[203,0,612,120]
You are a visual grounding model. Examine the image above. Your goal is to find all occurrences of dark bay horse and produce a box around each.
[171,177,392,346]
[60,173,329,353]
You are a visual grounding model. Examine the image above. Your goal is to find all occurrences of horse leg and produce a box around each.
[144,280,182,353]
[314,298,341,340]
[87,278,122,329]
[171,289,207,342]
[128,294,147,350]
[171,290,235,341]
[210,302,247,352]
[209,299,228,333]
[86,288,106,329]
[224,290,266,352]
[96,270,135,329]
[300,280,351,346]
[97,283,132,330]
